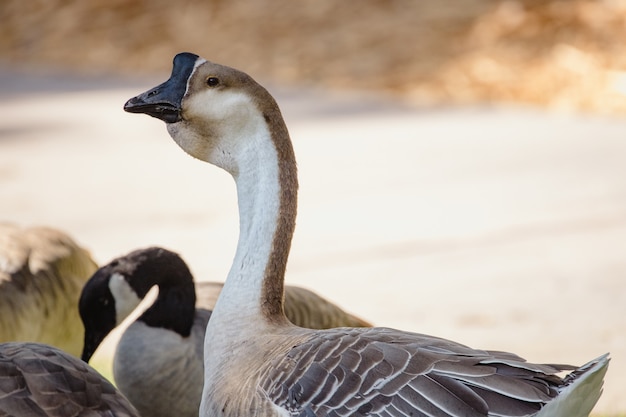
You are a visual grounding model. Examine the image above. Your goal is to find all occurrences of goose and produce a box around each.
[0,342,138,416]
[0,222,98,356]
[79,246,370,417]
[123,52,610,417]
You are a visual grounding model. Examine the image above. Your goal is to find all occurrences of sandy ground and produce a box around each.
[1,69,625,414]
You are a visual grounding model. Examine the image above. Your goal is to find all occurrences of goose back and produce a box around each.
[261,328,609,417]
[0,223,97,356]
[0,342,138,417]
[195,282,371,329]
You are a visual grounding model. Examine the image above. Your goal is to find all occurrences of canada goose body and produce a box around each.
[79,247,370,417]
[0,223,97,356]
[124,53,609,417]
[0,342,138,416]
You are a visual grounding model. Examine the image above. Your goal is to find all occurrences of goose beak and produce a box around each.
[81,330,105,363]
[124,52,200,123]
[124,82,184,123]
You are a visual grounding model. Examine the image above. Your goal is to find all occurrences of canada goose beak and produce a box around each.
[124,52,200,123]
[81,330,104,363]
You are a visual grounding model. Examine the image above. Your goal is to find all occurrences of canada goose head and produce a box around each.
[124,52,289,177]
[79,247,196,362]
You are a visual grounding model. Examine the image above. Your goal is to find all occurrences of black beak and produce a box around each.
[81,330,105,363]
[124,52,200,123]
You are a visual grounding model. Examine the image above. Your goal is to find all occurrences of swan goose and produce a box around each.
[124,52,610,417]
[0,223,98,356]
[79,246,370,417]
[0,342,138,416]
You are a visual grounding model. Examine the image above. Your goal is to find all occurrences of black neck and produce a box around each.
[139,281,197,337]
[125,247,198,337]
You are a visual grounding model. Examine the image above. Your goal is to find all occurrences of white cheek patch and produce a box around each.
[108,273,142,325]
[182,89,268,174]
[188,89,257,124]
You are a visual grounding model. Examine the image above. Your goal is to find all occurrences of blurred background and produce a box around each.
[1,0,626,415]
[3,0,626,113]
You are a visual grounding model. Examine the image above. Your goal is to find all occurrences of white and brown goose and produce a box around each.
[124,52,610,417]
[79,246,370,417]
[0,223,98,356]
[0,342,138,416]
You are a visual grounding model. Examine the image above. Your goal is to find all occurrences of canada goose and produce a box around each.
[0,223,98,356]
[0,342,138,416]
[80,246,370,417]
[124,52,609,417]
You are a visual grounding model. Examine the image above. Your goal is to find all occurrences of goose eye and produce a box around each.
[206,77,220,87]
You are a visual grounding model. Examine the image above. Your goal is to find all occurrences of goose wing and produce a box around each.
[196,282,371,329]
[283,286,371,329]
[262,327,574,417]
[0,342,138,417]
[0,224,97,355]
[0,223,97,282]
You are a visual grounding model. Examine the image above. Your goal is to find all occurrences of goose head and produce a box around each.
[124,52,287,177]
[125,53,298,324]
[79,246,196,362]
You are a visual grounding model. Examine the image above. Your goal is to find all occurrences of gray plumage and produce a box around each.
[114,311,209,417]
[0,223,98,356]
[0,342,138,417]
[262,328,608,417]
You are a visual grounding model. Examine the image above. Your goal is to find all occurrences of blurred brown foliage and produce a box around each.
[2,0,626,114]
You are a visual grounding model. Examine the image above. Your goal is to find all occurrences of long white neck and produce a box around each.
[211,132,283,326]
[179,93,298,337]
[166,85,298,350]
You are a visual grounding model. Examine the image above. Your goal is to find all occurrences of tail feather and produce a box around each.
[537,353,610,417]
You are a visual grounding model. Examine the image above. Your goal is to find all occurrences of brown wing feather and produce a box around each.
[0,224,98,356]
[262,327,573,417]
[195,281,372,329]
[283,286,372,329]
[0,342,138,417]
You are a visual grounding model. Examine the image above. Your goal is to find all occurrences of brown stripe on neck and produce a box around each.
[258,93,298,324]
